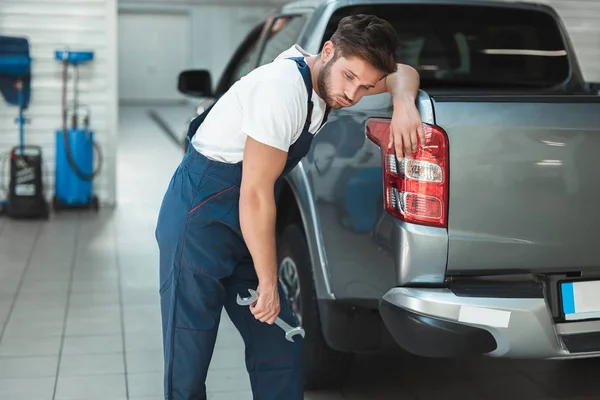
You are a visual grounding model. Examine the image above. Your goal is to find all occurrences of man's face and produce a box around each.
[317,48,385,110]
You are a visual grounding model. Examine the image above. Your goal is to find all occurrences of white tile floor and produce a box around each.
[1,105,599,400]
[0,106,342,400]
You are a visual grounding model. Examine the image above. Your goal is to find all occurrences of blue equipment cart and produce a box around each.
[53,49,101,212]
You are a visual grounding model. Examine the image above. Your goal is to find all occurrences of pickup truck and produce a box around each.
[176,0,600,390]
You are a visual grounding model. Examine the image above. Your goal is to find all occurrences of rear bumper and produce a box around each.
[379,287,600,359]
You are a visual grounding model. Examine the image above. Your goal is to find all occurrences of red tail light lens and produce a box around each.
[366,118,449,228]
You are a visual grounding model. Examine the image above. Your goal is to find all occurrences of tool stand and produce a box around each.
[53,49,102,212]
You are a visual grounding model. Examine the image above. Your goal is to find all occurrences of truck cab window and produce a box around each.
[217,22,266,93]
[231,43,259,83]
[322,5,569,90]
[258,15,307,66]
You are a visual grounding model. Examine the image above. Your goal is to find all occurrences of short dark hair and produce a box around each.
[329,14,399,75]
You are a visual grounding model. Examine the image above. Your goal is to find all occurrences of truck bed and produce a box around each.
[432,95,600,274]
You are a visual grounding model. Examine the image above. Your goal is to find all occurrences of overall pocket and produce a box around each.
[180,173,242,279]
[187,172,238,220]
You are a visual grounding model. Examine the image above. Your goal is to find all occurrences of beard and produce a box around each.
[316,59,347,110]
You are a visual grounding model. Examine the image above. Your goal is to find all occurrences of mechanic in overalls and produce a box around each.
[155,14,424,400]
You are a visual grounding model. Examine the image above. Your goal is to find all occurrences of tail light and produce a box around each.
[366,118,449,228]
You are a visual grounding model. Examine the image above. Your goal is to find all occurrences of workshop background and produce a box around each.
[0,0,599,399]
[0,0,598,203]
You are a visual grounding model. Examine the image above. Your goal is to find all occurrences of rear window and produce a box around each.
[323,4,570,89]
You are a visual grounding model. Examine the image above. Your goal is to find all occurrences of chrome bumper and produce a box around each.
[379,287,600,359]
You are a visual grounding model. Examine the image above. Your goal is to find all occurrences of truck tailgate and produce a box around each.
[433,95,600,274]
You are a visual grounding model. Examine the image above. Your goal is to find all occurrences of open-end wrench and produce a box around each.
[236,289,305,342]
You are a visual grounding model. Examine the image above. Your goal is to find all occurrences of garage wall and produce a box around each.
[0,0,118,206]
[118,11,193,103]
[118,3,274,104]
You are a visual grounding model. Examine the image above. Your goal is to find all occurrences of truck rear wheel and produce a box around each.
[277,224,354,390]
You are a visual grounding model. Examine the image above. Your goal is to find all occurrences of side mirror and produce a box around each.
[178,70,213,97]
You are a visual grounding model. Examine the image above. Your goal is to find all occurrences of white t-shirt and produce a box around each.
[190,45,329,163]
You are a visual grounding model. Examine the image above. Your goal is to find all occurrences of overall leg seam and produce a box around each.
[165,167,209,397]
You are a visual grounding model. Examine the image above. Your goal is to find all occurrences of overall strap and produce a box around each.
[287,56,313,132]
[186,93,222,143]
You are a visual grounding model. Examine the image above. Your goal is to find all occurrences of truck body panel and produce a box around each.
[434,97,600,274]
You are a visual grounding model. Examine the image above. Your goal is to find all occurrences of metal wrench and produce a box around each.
[236,289,305,342]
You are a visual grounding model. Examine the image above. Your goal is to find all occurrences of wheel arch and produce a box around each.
[277,170,389,356]
[275,166,335,301]
[275,180,302,237]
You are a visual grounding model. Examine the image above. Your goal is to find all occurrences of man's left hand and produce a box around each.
[388,95,426,160]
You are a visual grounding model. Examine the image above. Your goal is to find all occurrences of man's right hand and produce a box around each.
[250,281,281,324]
[239,135,287,311]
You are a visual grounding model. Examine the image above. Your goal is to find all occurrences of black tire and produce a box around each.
[277,224,354,390]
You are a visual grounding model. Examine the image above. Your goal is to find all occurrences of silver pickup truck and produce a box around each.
[176,0,600,390]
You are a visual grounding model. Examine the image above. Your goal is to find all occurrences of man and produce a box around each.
[155,14,424,400]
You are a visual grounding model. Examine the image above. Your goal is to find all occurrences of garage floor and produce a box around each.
[0,105,599,400]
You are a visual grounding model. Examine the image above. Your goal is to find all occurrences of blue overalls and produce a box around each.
[155,57,329,400]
